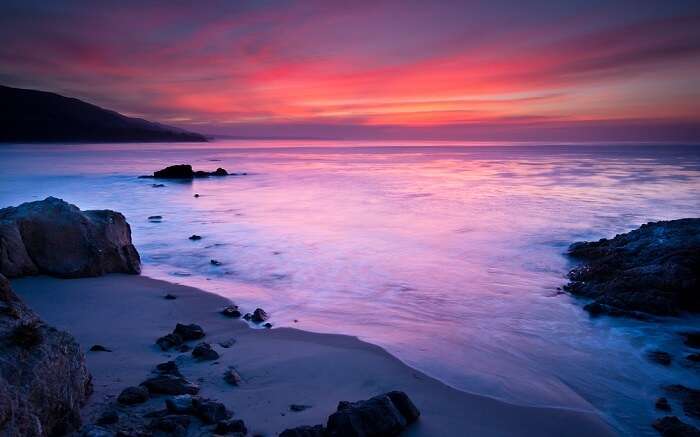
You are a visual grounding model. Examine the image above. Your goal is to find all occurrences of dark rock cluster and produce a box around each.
[564,218,699,318]
[142,164,230,179]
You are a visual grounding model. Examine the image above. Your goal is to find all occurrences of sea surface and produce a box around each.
[1,141,699,434]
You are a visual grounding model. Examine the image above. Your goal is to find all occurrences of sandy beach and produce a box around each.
[12,274,614,436]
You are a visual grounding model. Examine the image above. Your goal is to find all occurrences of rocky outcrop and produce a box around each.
[564,219,699,317]
[142,164,230,179]
[0,197,141,278]
[281,391,419,437]
[0,274,92,436]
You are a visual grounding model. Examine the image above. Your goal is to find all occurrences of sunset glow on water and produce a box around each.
[1,141,699,434]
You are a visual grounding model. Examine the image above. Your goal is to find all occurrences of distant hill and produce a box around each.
[0,85,207,143]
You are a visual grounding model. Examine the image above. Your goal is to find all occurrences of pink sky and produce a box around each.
[1,0,699,140]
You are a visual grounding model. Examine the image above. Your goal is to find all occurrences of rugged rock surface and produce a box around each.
[564,219,700,317]
[0,197,141,278]
[192,342,219,361]
[0,274,92,436]
[140,374,199,395]
[145,164,230,179]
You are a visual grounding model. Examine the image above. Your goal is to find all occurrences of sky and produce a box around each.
[1,0,699,141]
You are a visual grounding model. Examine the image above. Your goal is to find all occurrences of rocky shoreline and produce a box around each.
[0,197,615,436]
[564,218,700,435]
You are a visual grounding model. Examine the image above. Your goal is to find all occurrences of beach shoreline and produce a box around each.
[12,273,615,436]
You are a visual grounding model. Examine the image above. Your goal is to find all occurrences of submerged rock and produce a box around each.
[652,416,700,436]
[188,234,202,241]
[648,350,673,366]
[89,344,112,352]
[564,219,700,317]
[0,274,93,436]
[0,197,141,278]
[665,384,700,419]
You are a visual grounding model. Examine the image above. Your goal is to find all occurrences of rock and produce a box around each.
[688,354,700,363]
[90,344,112,352]
[243,313,252,320]
[212,168,228,176]
[221,305,241,318]
[80,425,113,437]
[223,367,242,386]
[0,197,141,278]
[280,425,326,437]
[215,419,247,435]
[174,323,205,341]
[656,397,672,411]
[96,410,119,425]
[683,332,700,348]
[164,293,177,300]
[326,391,419,436]
[155,361,182,377]
[188,234,202,241]
[140,375,199,395]
[652,416,700,436]
[648,350,673,366]
[251,308,269,323]
[0,274,92,436]
[151,184,165,188]
[194,193,200,198]
[290,404,312,412]
[263,322,273,329]
[665,385,700,418]
[153,164,194,179]
[117,386,149,405]
[219,339,236,348]
[148,215,162,220]
[192,398,231,424]
[210,259,222,266]
[192,342,219,361]
[148,415,190,435]
[156,333,183,351]
[166,395,197,415]
[564,219,699,317]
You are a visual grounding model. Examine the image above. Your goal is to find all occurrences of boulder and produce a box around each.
[166,395,197,415]
[156,333,183,351]
[326,391,419,436]
[192,398,230,424]
[148,415,190,435]
[117,386,149,405]
[652,416,700,436]
[0,197,141,278]
[89,344,112,352]
[223,367,242,386]
[665,385,700,418]
[280,425,326,437]
[140,375,199,395]
[96,410,119,426]
[656,397,672,412]
[192,342,219,361]
[683,332,700,348]
[174,323,205,341]
[0,274,93,436]
[155,361,182,377]
[215,419,247,435]
[564,219,700,317]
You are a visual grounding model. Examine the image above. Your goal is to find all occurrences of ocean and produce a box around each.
[1,141,699,434]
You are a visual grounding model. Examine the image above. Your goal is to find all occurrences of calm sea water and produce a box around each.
[1,141,699,434]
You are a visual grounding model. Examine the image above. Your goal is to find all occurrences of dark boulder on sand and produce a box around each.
[117,386,149,405]
[140,374,199,395]
[0,197,141,278]
[156,333,183,351]
[192,342,219,361]
[174,323,205,341]
[0,274,93,436]
[564,219,700,317]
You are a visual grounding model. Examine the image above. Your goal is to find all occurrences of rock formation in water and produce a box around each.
[0,84,207,143]
[0,197,141,278]
[141,164,230,179]
[564,218,699,317]
[0,273,92,436]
